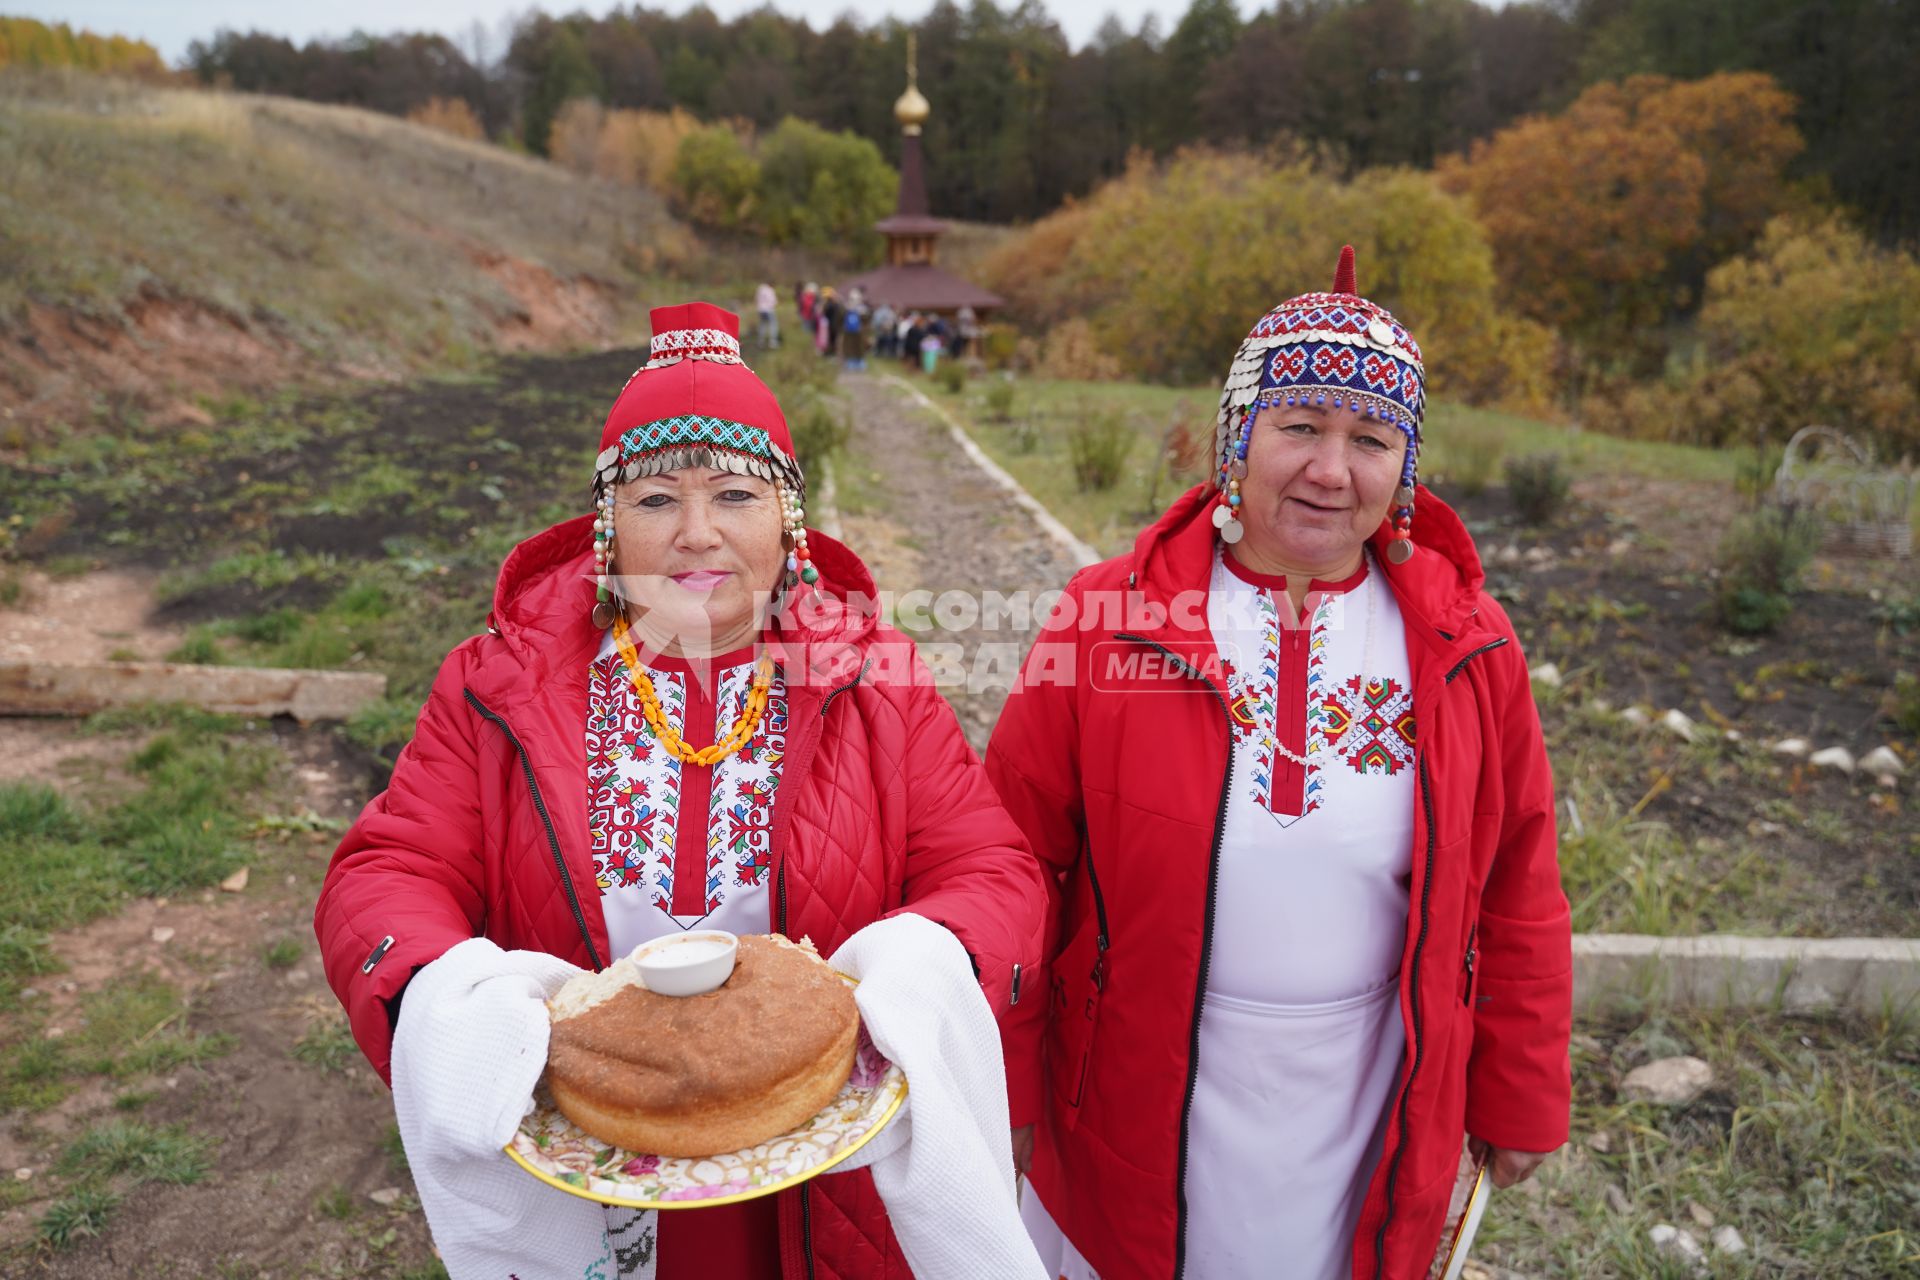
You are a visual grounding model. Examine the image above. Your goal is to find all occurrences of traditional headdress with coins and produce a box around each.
[1212,245,1427,563]
[589,302,815,631]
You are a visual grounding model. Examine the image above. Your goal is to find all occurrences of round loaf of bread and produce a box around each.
[545,934,859,1157]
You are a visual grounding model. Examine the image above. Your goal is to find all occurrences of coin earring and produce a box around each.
[1387,429,1417,565]
[1213,409,1252,545]
[592,487,618,629]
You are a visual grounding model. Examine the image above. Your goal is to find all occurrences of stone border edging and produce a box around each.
[877,373,1101,570]
[1575,933,1920,1016]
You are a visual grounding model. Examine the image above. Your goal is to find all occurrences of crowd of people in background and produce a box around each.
[779,281,979,376]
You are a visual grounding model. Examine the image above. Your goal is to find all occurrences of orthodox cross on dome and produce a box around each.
[838,32,1004,317]
[895,34,929,137]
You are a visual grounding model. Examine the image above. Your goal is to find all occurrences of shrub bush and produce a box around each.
[754,118,895,257]
[1713,507,1819,635]
[936,360,967,395]
[1887,672,1920,738]
[984,379,1016,423]
[1594,216,1920,453]
[405,97,485,141]
[1068,417,1135,492]
[667,116,894,260]
[789,397,850,480]
[670,124,760,232]
[977,150,1546,408]
[1036,319,1121,382]
[1504,454,1570,525]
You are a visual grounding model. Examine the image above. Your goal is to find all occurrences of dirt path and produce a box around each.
[834,372,1091,749]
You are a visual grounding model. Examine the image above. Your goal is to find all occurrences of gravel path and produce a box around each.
[835,372,1093,750]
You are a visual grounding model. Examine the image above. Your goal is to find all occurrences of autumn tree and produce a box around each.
[1440,72,1802,363]
[406,96,486,141]
[984,148,1550,407]
[670,123,760,231]
[1602,216,1920,452]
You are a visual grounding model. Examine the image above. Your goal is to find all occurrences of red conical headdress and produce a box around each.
[592,303,801,499]
[1332,243,1357,295]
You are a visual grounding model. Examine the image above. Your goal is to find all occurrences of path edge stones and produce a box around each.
[1576,933,1920,1017]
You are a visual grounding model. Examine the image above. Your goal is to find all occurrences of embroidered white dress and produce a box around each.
[585,630,789,958]
[1026,548,1417,1280]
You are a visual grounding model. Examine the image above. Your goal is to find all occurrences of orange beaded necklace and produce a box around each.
[611,613,774,767]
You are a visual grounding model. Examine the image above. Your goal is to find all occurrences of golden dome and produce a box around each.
[894,83,930,132]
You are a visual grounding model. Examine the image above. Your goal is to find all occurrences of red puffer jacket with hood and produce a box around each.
[986,482,1571,1280]
[316,515,1046,1280]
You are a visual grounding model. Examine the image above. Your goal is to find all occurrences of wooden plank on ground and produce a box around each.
[0,660,386,722]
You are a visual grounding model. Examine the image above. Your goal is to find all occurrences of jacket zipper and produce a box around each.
[1462,923,1478,1006]
[464,689,604,972]
[1115,633,1231,1280]
[1083,826,1112,987]
[774,661,865,1280]
[1369,636,1506,1278]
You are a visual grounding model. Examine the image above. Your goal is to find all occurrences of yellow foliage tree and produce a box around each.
[548,98,606,176]
[983,148,1550,410]
[597,108,700,193]
[405,97,485,142]
[1604,216,1920,453]
[1440,72,1803,360]
[0,17,165,76]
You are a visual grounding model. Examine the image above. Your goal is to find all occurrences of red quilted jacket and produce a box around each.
[986,483,1572,1280]
[316,515,1046,1280]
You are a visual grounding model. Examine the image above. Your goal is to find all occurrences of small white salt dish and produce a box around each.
[632,929,738,997]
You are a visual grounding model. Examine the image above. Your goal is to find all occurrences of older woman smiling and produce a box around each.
[317,303,1045,1280]
[991,249,1573,1280]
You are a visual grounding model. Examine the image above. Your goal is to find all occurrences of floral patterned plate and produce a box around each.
[505,1024,906,1210]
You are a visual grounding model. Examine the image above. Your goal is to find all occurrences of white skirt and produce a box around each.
[1024,981,1404,1280]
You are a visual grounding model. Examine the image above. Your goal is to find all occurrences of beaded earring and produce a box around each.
[1212,409,1253,545]
[591,487,618,628]
[1387,415,1418,565]
[777,481,817,587]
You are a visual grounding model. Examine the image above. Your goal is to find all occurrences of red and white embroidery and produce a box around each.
[588,657,684,910]
[1215,551,1416,828]
[699,664,787,913]
[1321,675,1416,775]
[586,653,786,926]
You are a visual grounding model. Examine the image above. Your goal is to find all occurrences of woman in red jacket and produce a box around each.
[987,249,1572,1280]
[316,302,1045,1279]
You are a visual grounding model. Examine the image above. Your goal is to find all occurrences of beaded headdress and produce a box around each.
[1212,246,1427,562]
[589,303,814,627]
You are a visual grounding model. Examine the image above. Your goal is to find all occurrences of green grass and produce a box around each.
[315,1183,357,1221]
[1480,1009,1920,1278]
[56,1120,212,1186]
[36,1187,120,1248]
[925,376,1744,557]
[292,1017,360,1074]
[262,937,304,970]
[32,1121,215,1250]
[0,706,270,1028]
[3,974,235,1109]
[0,713,271,961]
[381,1120,409,1176]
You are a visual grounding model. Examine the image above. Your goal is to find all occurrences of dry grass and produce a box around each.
[0,69,694,373]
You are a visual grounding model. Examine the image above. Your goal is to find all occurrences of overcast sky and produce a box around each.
[18,1,1191,63]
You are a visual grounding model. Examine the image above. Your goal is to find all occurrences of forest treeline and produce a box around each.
[179,0,1917,241]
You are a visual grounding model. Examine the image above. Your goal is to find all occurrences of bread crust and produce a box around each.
[546,934,860,1157]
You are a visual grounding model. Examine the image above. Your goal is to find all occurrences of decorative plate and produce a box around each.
[505,1024,906,1210]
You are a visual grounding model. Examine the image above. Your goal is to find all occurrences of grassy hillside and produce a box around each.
[0,70,696,434]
